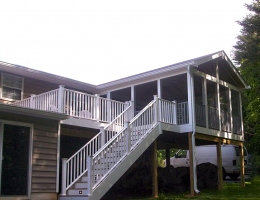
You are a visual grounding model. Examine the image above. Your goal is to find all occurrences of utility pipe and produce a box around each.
[188,65,200,194]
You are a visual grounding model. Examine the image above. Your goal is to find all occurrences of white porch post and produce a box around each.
[61,158,68,196]
[58,85,65,113]
[216,63,222,131]
[239,91,244,136]
[95,94,100,122]
[107,92,111,122]
[87,156,93,195]
[187,67,195,126]
[157,80,162,122]
[131,86,135,115]
[30,94,36,109]
[203,77,209,128]
[157,79,162,98]
[229,88,233,134]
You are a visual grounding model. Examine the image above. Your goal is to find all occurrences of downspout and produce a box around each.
[188,65,200,194]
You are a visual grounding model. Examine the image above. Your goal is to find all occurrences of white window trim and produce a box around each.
[1,73,24,101]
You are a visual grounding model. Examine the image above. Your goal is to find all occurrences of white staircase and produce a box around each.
[59,97,179,200]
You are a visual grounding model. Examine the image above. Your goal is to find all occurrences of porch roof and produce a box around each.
[97,50,249,90]
[0,103,69,120]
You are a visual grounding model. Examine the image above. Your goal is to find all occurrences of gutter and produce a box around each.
[188,65,200,194]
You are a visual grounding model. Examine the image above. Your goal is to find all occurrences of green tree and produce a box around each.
[233,0,260,154]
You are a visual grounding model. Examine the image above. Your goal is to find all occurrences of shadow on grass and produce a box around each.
[106,176,260,200]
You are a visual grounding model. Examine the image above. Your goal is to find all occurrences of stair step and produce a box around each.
[74,182,88,189]
[68,189,88,196]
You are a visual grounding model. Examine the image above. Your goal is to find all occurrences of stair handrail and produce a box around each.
[62,102,132,193]
[89,98,157,192]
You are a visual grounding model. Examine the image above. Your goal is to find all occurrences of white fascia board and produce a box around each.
[193,51,249,89]
[97,61,194,92]
[0,103,69,120]
[221,53,250,89]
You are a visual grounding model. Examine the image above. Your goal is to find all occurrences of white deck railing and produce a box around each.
[60,96,189,196]
[90,98,157,191]
[61,103,133,193]
[11,86,128,123]
[177,101,189,125]
[159,99,177,124]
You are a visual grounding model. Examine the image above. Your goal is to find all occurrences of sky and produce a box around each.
[0,0,251,85]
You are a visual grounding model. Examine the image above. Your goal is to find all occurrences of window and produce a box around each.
[1,73,23,100]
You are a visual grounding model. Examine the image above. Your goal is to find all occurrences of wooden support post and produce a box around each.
[239,144,245,187]
[166,148,170,169]
[151,140,158,198]
[188,132,195,196]
[217,142,223,190]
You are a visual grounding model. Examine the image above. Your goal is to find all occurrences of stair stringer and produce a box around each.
[89,123,161,200]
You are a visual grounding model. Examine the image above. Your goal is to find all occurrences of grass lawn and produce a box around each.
[123,176,260,200]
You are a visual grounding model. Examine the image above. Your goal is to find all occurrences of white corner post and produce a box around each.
[87,156,93,196]
[61,158,68,196]
[56,122,61,193]
[125,121,131,153]
[100,126,105,147]
[58,85,65,113]
[30,94,36,109]
[95,94,100,122]
[187,66,199,195]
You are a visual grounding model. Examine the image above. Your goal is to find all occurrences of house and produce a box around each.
[0,51,249,200]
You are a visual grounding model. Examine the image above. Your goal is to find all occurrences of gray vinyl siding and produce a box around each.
[32,121,58,193]
[23,77,58,99]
